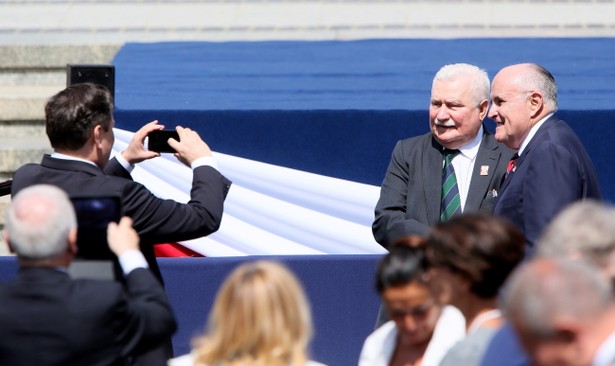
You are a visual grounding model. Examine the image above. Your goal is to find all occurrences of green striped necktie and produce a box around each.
[440,149,462,221]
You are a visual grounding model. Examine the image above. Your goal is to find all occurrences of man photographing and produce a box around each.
[11,82,232,284]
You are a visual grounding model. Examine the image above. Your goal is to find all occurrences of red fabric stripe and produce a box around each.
[154,243,205,258]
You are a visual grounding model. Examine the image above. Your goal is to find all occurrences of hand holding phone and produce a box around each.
[121,120,164,165]
[169,126,213,167]
[148,130,180,153]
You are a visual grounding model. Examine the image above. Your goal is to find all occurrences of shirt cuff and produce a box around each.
[191,156,219,171]
[118,249,149,275]
[116,152,135,174]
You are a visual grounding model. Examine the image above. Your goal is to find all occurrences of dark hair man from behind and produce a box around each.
[0,184,176,366]
[45,82,114,151]
[11,82,232,283]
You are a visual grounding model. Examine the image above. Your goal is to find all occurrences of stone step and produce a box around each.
[0,45,120,69]
[0,137,51,179]
[0,121,47,140]
[0,85,63,121]
[0,44,121,121]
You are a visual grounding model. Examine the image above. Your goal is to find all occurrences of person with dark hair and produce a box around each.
[0,185,176,366]
[10,82,232,365]
[424,213,525,366]
[489,63,601,251]
[12,83,231,283]
[359,243,465,366]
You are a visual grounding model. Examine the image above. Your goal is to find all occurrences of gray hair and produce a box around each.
[504,257,612,339]
[538,200,615,269]
[433,63,490,106]
[519,63,558,113]
[4,184,76,260]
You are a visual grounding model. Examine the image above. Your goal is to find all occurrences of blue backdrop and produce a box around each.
[113,38,615,200]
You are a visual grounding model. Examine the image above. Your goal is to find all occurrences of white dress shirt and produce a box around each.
[451,125,483,211]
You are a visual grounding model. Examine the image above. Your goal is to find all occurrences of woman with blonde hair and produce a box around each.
[168,260,326,366]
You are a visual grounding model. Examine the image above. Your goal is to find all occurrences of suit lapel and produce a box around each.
[425,137,444,224]
[499,166,514,193]
[516,116,557,168]
[465,133,500,211]
[500,115,558,193]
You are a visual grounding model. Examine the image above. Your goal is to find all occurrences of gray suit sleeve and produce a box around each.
[373,140,431,247]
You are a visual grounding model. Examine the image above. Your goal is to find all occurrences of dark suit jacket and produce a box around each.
[494,115,602,250]
[11,155,232,282]
[373,129,514,247]
[0,267,176,366]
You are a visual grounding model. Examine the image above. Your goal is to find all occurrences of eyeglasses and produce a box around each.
[387,299,435,320]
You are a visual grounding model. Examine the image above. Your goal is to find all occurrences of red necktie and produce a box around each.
[507,153,519,175]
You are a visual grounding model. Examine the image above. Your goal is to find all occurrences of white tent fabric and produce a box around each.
[113,128,387,256]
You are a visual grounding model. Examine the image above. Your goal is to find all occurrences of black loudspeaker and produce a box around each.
[66,64,115,100]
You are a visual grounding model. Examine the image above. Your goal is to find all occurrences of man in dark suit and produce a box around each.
[480,63,602,366]
[11,83,232,283]
[489,63,601,250]
[373,63,514,247]
[0,184,176,366]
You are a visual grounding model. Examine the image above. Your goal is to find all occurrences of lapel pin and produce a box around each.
[480,165,489,176]
[491,189,498,198]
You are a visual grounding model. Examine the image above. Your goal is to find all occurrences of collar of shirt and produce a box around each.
[51,152,98,167]
[592,330,615,366]
[457,124,483,160]
[518,113,553,155]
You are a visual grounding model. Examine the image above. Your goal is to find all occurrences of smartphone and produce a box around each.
[70,195,122,260]
[148,130,179,153]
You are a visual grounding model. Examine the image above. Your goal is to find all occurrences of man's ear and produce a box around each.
[550,319,584,362]
[92,125,104,148]
[528,92,544,118]
[67,228,78,255]
[3,230,14,254]
[478,99,489,121]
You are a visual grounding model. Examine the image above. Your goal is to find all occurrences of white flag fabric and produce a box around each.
[113,128,387,256]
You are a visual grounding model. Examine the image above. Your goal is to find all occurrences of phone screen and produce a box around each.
[70,195,121,260]
[148,130,179,153]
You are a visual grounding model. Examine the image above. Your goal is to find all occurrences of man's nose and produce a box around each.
[437,106,450,121]
[487,105,498,119]
[402,314,418,331]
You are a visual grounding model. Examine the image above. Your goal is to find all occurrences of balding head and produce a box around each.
[504,257,615,366]
[489,63,558,149]
[4,185,77,261]
[500,63,557,110]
